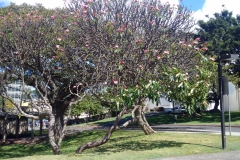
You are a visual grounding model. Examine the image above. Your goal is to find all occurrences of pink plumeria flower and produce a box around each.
[195,47,200,51]
[38,15,43,20]
[86,0,92,4]
[100,10,106,14]
[51,15,56,19]
[56,45,60,49]
[193,41,198,44]
[150,20,155,25]
[209,57,215,61]
[117,27,123,32]
[64,29,69,33]
[195,37,201,41]
[157,55,161,60]
[136,38,142,43]
[163,51,169,54]
[103,81,107,85]
[113,80,118,84]
[83,5,89,10]
[202,47,208,51]
[114,45,119,48]
[188,44,192,48]
[26,13,30,17]
[57,38,61,41]
[139,65,143,69]
[179,41,184,44]
[144,49,149,53]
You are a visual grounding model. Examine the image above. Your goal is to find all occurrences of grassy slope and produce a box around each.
[2,130,240,160]
[75,111,240,127]
[146,112,240,126]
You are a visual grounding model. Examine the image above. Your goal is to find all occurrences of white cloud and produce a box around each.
[193,0,240,21]
[10,0,65,8]
[161,0,179,5]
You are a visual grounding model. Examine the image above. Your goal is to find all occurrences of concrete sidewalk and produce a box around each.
[153,150,240,160]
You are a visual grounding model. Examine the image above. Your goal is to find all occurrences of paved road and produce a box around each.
[150,125,240,136]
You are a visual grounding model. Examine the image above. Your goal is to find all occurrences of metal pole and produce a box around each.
[218,60,226,149]
[228,92,231,136]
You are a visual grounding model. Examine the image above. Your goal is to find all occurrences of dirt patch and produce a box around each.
[0,136,48,145]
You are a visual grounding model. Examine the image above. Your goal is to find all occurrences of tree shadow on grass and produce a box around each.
[94,139,220,154]
[0,140,52,159]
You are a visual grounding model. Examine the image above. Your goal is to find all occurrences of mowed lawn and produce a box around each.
[77,111,240,127]
[146,111,240,126]
[1,130,240,160]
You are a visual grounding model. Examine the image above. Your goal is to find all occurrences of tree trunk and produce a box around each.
[76,107,127,153]
[135,105,156,135]
[48,102,71,155]
[213,98,219,111]
[2,114,8,143]
[15,115,19,138]
[39,118,43,136]
[48,113,61,155]
[53,108,65,139]
[212,92,219,111]
[31,118,34,140]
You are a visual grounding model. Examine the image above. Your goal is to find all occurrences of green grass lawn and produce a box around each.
[74,111,240,127]
[1,130,240,160]
[77,114,132,127]
[145,112,240,126]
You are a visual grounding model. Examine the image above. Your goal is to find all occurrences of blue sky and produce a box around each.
[0,0,239,21]
[181,0,205,11]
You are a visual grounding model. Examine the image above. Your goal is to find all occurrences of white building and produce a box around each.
[6,81,33,105]
[147,82,240,112]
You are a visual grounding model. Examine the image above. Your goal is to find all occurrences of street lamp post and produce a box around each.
[218,60,226,149]
[218,54,239,150]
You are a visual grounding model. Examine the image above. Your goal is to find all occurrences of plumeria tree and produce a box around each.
[0,3,106,154]
[62,0,217,153]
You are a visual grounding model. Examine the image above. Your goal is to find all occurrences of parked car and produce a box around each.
[43,119,49,128]
[164,106,186,114]
[172,106,186,114]
[67,118,76,125]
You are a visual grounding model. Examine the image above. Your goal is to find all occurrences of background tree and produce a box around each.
[196,9,240,110]
[71,95,104,122]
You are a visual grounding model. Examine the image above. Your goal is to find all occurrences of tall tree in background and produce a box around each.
[196,9,240,110]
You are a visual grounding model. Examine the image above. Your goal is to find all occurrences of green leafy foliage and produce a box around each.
[196,9,240,86]
[71,95,104,117]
